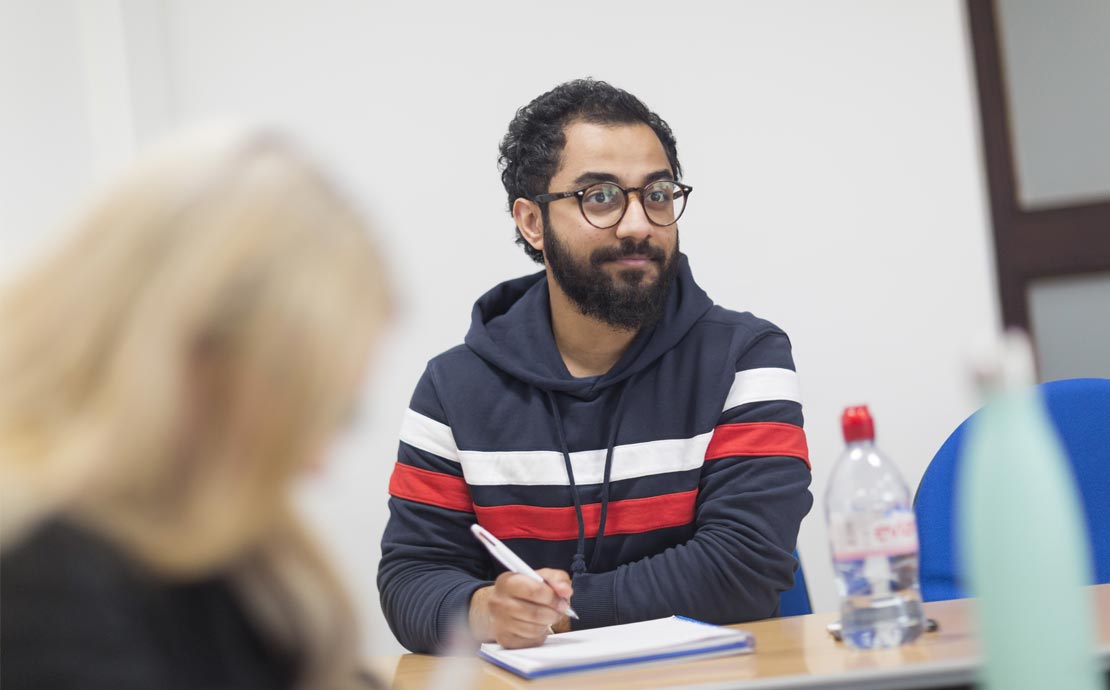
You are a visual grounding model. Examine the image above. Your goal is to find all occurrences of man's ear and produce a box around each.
[512,198,544,254]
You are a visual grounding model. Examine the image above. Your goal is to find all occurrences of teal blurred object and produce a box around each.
[959,335,1101,690]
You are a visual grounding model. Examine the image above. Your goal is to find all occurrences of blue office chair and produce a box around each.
[914,377,1110,601]
[779,550,812,616]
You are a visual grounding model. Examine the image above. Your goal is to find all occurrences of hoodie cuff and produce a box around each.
[435,579,493,651]
[567,571,618,630]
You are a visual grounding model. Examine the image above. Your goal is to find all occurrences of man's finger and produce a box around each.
[489,585,562,625]
[503,599,562,627]
[499,573,564,608]
[536,568,574,599]
[496,623,552,650]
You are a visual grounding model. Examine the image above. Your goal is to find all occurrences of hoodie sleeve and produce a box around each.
[377,365,494,653]
[568,330,813,628]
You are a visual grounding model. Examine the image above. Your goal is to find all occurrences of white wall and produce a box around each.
[1,1,98,276]
[1,0,999,658]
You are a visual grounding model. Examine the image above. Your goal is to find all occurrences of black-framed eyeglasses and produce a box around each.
[532,179,693,230]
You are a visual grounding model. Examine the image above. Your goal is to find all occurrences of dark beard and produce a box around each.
[543,223,679,331]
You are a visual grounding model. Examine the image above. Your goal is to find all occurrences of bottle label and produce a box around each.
[829,510,919,561]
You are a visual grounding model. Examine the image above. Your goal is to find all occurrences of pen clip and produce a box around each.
[472,525,497,550]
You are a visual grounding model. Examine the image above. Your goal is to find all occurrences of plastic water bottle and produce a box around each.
[959,332,1101,690]
[825,405,925,648]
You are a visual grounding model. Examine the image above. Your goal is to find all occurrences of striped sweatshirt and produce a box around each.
[378,254,813,653]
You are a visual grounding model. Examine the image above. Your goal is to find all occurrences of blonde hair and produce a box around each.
[0,127,389,689]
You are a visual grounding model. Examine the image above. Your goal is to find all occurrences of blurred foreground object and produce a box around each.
[958,332,1101,690]
[0,126,391,690]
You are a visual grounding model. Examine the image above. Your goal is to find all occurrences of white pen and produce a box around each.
[470,523,579,620]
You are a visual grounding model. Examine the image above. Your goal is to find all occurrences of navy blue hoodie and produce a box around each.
[378,254,812,653]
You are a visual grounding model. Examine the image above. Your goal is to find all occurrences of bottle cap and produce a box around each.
[841,405,875,442]
[970,328,1037,397]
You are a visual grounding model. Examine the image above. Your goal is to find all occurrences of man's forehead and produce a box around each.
[554,120,671,184]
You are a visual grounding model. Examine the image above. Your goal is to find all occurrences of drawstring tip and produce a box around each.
[571,553,587,576]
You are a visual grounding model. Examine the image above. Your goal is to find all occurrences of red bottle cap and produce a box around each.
[841,405,875,442]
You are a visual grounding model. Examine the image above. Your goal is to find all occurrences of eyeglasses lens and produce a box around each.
[580,181,687,228]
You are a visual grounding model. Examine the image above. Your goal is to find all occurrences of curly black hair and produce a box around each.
[498,79,682,264]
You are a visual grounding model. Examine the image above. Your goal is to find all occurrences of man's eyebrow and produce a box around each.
[571,171,621,186]
[570,169,676,187]
[642,169,675,184]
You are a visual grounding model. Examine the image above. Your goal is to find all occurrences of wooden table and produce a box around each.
[368,584,1110,690]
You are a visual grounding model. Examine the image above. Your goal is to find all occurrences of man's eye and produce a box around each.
[584,186,620,205]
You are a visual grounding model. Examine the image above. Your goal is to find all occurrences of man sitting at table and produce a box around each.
[378,79,812,653]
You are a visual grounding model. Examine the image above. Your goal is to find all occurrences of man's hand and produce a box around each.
[469,568,573,648]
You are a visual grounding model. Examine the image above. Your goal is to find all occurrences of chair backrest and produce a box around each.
[779,550,812,616]
[915,377,1110,601]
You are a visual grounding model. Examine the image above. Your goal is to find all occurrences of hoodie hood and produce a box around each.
[465,253,713,399]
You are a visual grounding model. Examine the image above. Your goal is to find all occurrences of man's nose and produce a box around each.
[614,192,653,242]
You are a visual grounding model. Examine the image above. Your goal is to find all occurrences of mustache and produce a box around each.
[590,239,667,266]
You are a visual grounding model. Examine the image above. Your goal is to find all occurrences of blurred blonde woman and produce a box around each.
[0,128,390,690]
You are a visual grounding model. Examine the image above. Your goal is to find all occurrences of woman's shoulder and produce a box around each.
[1,521,153,607]
[1,519,170,689]
[2,519,299,690]
[2,519,146,598]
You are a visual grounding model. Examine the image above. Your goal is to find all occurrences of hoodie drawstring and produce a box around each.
[590,378,632,571]
[546,390,588,576]
[545,379,633,578]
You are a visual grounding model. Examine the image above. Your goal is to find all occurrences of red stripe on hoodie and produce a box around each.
[705,422,810,468]
[389,462,474,513]
[475,489,697,541]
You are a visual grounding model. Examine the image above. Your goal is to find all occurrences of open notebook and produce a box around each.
[478,615,755,679]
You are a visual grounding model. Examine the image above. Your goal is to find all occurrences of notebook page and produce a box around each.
[479,616,751,674]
